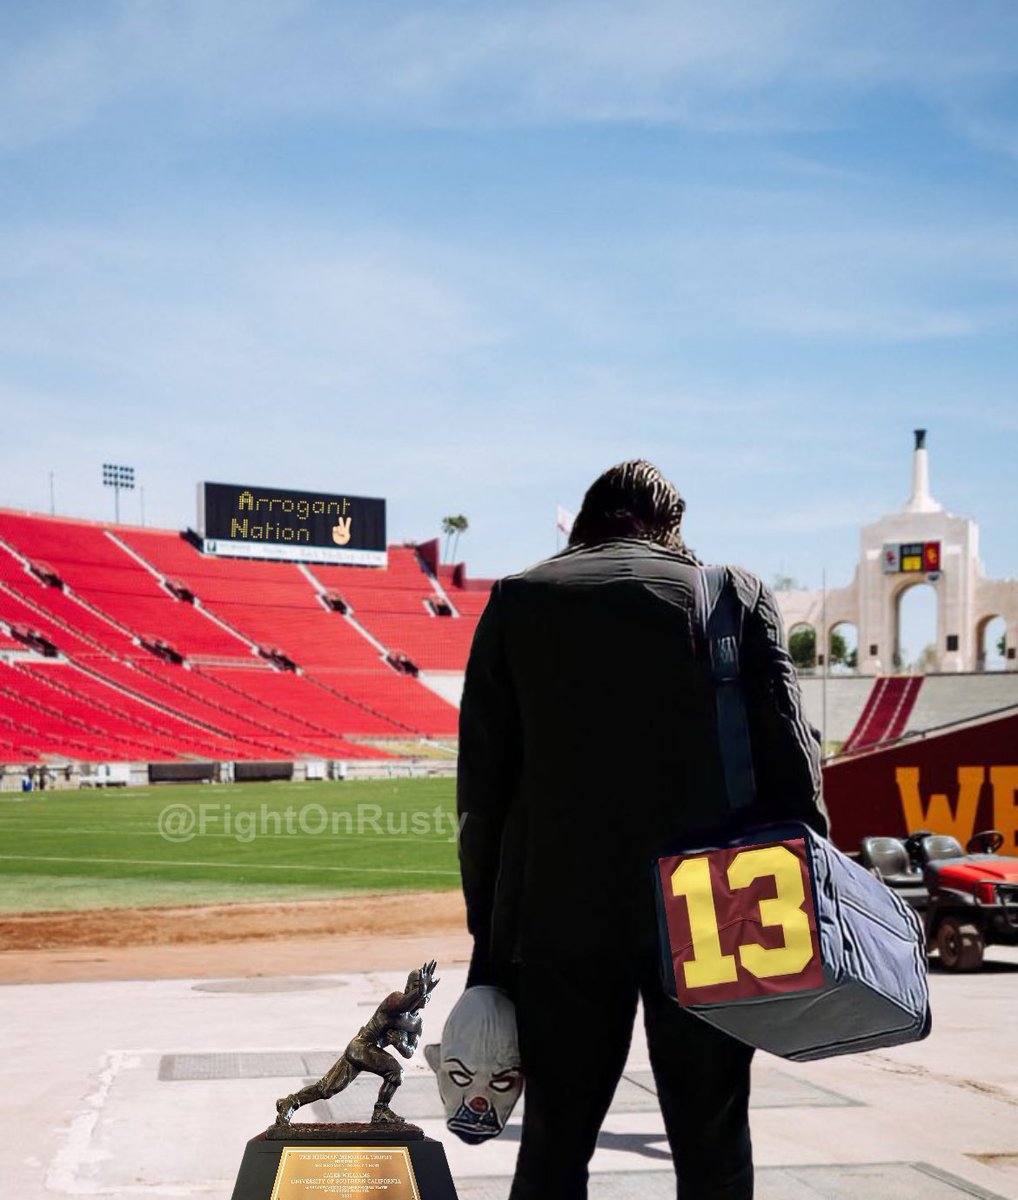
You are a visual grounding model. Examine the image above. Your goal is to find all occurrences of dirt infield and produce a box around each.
[0,891,471,985]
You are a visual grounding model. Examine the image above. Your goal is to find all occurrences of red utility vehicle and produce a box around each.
[859,829,1018,971]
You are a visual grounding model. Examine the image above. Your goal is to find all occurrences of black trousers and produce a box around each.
[507,951,755,1200]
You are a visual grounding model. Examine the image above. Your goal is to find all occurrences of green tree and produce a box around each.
[788,626,816,669]
[826,630,858,670]
[772,574,800,591]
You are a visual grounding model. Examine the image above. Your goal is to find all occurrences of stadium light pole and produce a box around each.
[49,471,55,515]
[102,463,135,524]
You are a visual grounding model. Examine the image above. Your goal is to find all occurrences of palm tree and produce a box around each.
[450,515,469,563]
[441,516,458,563]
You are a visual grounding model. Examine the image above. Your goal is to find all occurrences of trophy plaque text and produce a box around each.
[270,1145,419,1200]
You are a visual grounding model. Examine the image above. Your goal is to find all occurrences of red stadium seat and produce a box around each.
[0,510,475,759]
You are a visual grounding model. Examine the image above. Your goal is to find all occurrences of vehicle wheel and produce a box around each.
[936,919,984,971]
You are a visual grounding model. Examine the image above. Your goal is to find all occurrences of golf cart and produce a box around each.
[859,829,1018,971]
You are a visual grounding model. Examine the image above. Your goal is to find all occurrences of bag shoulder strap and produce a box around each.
[696,565,756,814]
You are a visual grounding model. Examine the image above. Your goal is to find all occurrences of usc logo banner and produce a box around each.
[657,838,825,1006]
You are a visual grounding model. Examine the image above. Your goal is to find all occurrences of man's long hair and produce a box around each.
[567,459,690,553]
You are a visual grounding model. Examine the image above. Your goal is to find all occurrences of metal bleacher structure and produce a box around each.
[0,509,493,778]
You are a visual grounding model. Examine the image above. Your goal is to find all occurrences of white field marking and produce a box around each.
[0,828,460,843]
[14,792,150,799]
[0,825,456,835]
[46,1049,134,1196]
[0,854,459,876]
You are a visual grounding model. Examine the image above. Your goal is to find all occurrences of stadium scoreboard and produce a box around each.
[197,481,387,566]
[881,540,941,577]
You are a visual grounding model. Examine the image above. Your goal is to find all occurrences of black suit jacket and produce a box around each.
[456,536,829,985]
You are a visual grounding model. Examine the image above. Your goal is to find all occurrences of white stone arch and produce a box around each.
[827,619,859,674]
[771,430,1018,674]
[892,577,939,672]
[974,578,1018,672]
[975,613,1007,672]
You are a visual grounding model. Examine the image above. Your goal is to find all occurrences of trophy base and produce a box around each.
[232,1128,457,1199]
[264,1121,425,1141]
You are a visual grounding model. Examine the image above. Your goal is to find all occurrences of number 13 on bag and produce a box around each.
[657,839,825,1005]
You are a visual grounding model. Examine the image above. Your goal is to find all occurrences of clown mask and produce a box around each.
[424,985,523,1143]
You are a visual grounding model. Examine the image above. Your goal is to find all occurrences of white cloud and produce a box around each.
[0,2,1015,588]
[2,1,1017,149]
[0,222,500,402]
[646,221,1018,342]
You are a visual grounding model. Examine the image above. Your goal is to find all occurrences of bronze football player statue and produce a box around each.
[275,960,439,1127]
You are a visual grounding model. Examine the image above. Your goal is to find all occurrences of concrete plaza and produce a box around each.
[3,951,1017,1199]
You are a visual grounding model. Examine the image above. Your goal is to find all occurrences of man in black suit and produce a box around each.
[457,459,828,1200]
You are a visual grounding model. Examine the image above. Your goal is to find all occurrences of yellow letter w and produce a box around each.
[895,765,985,843]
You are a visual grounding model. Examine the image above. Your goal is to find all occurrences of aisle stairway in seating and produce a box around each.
[119,530,459,735]
[0,509,465,757]
[842,675,923,752]
[311,548,483,672]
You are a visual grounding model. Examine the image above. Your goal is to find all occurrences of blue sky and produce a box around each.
[1,1,1016,661]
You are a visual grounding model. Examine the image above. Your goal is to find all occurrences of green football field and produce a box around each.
[0,778,460,912]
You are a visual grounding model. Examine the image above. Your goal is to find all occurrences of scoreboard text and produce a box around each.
[197,481,387,566]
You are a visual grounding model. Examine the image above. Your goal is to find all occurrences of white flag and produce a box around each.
[556,504,575,535]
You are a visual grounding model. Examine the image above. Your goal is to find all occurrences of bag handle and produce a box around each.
[696,565,756,814]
